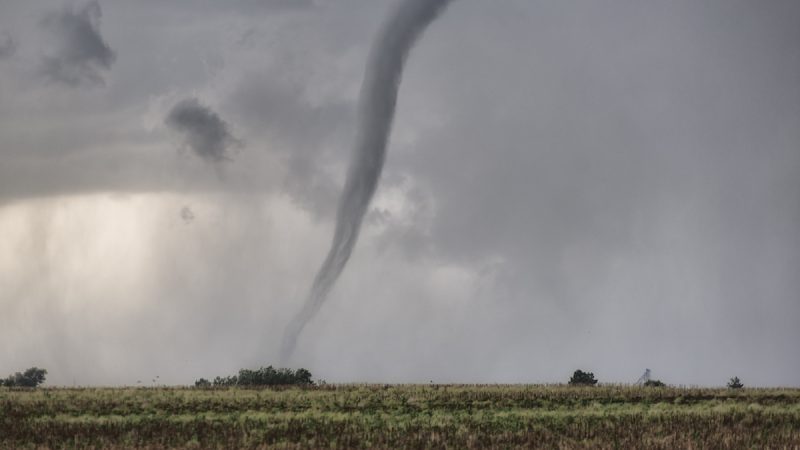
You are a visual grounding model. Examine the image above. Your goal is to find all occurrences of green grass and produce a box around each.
[2,385,799,449]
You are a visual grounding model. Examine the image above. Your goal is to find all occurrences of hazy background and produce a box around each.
[0,0,798,387]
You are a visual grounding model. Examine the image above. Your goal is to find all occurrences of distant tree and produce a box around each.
[568,370,598,386]
[643,379,666,387]
[201,366,314,388]
[2,367,47,388]
[194,378,211,388]
[293,368,313,385]
[727,376,744,389]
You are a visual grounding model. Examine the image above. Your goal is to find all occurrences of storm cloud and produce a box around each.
[39,1,115,86]
[0,0,798,387]
[165,98,242,163]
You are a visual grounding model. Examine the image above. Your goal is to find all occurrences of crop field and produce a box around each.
[2,384,799,449]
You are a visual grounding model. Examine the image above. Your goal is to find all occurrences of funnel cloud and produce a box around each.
[281,0,454,361]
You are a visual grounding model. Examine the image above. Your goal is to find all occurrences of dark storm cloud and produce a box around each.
[39,1,116,86]
[393,0,798,274]
[166,98,242,163]
[0,31,17,59]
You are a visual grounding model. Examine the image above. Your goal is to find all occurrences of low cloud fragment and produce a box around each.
[180,206,195,224]
[0,31,17,59]
[39,1,116,86]
[165,98,242,163]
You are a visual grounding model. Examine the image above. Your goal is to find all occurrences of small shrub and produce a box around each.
[643,379,666,387]
[727,376,744,389]
[568,370,598,386]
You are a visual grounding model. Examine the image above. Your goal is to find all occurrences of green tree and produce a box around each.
[727,376,744,389]
[568,370,598,386]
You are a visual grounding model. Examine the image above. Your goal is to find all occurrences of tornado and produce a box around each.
[280,0,453,361]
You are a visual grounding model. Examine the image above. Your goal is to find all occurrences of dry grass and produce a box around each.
[2,384,799,449]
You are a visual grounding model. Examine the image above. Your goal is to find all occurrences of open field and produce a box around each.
[2,385,799,449]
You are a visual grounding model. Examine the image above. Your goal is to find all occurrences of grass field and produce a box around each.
[2,384,799,449]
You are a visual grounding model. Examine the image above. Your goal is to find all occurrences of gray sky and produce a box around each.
[0,0,798,387]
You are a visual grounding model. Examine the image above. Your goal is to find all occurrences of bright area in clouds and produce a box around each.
[0,0,799,386]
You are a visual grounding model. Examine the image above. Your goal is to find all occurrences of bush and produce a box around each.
[568,370,598,386]
[643,379,666,387]
[2,367,47,388]
[727,376,744,389]
[196,366,314,388]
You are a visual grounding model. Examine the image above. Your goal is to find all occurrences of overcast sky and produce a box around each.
[1,0,798,387]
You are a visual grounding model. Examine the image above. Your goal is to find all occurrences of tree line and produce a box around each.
[195,366,314,387]
[568,369,744,389]
[1,366,745,389]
